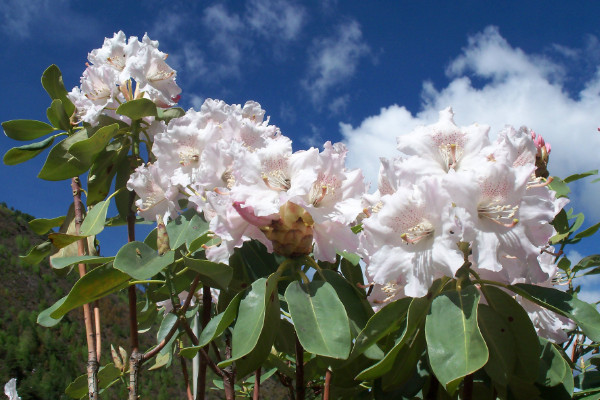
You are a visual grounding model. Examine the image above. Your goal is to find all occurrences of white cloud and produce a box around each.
[303,20,370,104]
[341,26,600,220]
[246,0,305,41]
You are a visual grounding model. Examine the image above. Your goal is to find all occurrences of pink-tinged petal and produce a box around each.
[312,221,359,263]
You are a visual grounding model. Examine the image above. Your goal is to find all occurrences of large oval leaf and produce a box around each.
[478,304,517,385]
[3,134,58,165]
[355,296,430,380]
[47,99,70,131]
[425,285,489,393]
[50,263,130,319]
[511,283,600,341]
[114,241,175,280]
[285,280,351,359]
[50,255,115,270]
[350,297,411,360]
[79,199,111,236]
[183,257,233,290]
[227,272,280,362]
[167,211,210,251]
[180,292,244,359]
[69,123,119,166]
[37,128,91,181]
[41,64,75,116]
[116,98,158,119]
[2,119,57,141]
[28,215,66,235]
[483,285,540,381]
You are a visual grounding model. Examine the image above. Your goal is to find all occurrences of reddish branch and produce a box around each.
[179,355,194,400]
[197,285,213,399]
[127,191,142,400]
[71,177,99,400]
[323,369,331,400]
[253,369,261,400]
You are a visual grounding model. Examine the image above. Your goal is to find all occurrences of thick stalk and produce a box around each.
[94,301,101,361]
[71,177,99,400]
[180,355,194,400]
[253,368,261,400]
[223,335,236,400]
[127,190,142,400]
[197,285,212,399]
[295,336,305,400]
[323,369,331,400]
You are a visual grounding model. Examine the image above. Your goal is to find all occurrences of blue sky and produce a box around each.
[1,1,599,296]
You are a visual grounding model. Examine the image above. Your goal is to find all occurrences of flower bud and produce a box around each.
[261,201,314,258]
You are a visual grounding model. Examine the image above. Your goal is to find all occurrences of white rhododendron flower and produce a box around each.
[362,177,464,297]
[68,31,181,126]
[127,163,180,221]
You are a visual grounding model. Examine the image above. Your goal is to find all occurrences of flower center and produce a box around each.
[477,202,519,228]
[178,147,200,166]
[400,220,434,244]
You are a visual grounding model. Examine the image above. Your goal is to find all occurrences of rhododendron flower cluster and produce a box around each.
[127,99,366,264]
[359,108,571,341]
[68,31,181,126]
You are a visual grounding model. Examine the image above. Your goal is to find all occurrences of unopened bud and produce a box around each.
[157,215,171,255]
[261,201,314,258]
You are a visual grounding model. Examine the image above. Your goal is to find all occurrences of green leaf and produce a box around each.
[114,241,175,280]
[65,363,121,399]
[37,129,91,181]
[425,285,488,392]
[574,255,600,273]
[565,170,598,183]
[47,99,71,131]
[234,277,280,379]
[69,123,119,167]
[116,98,158,120]
[79,200,111,236]
[351,297,412,359]
[41,64,75,116]
[228,272,280,361]
[50,255,114,270]
[157,313,179,344]
[28,215,65,235]
[181,292,244,358]
[183,257,233,290]
[47,232,87,249]
[167,211,210,251]
[285,280,351,359]
[549,177,570,198]
[37,296,67,327]
[511,283,600,341]
[2,119,56,141]
[355,296,430,380]
[380,330,426,392]
[3,134,58,165]
[536,338,567,387]
[156,107,185,122]
[20,241,53,264]
[50,263,130,318]
[575,371,600,390]
[574,222,600,242]
[477,304,516,385]
[320,270,373,337]
[482,285,540,382]
[87,144,129,206]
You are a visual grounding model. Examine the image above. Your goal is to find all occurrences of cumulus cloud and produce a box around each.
[303,20,370,104]
[341,26,600,220]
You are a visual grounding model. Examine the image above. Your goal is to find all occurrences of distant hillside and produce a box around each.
[0,202,187,399]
